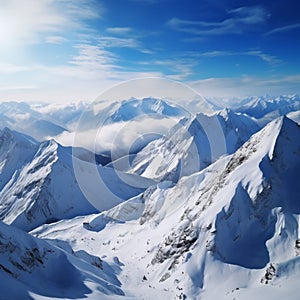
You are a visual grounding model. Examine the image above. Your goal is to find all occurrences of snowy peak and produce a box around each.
[134,115,300,284]
[0,128,155,231]
[1,98,300,299]
[237,94,300,119]
[0,127,38,190]
[127,109,260,182]
[15,113,300,299]
[0,132,94,231]
[0,127,37,147]
[235,116,300,165]
[0,102,70,142]
[109,97,187,122]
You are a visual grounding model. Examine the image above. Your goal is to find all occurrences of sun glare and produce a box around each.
[0,7,21,53]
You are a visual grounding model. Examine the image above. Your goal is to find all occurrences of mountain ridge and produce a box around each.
[29,115,300,299]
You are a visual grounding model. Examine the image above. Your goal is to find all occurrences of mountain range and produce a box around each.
[0,95,299,299]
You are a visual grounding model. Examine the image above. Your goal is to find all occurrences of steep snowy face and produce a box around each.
[140,116,300,290]
[216,108,260,152]
[0,138,96,231]
[0,220,124,299]
[0,130,154,231]
[0,128,38,190]
[126,109,259,182]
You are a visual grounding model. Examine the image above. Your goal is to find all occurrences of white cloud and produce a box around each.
[45,35,68,44]
[106,27,133,35]
[246,51,281,65]
[0,0,101,48]
[0,85,37,91]
[0,63,29,73]
[97,36,152,54]
[153,59,196,80]
[265,23,300,36]
[98,36,140,49]
[56,117,179,155]
[194,50,281,65]
[168,6,269,35]
[71,44,117,69]
[34,44,118,80]
[190,75,300,98]
[228,6,268,25]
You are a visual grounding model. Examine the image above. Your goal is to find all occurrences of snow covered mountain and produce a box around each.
[1,96,300,299]
[69,97,189,157]
[0,128,154,231]
[119,108,259,182]
[108,97,187,122]
[31,116,300,299]
[0,101,69,141]
[0,128,38,190]
[0,220,125,299]
[0,98,187,158]
[234,94,300,120]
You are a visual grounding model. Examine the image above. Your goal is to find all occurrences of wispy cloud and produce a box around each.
[44,35,68,44]
[129,0,162,3]
[106,27,133,35]
[0,63,29,73]
[32,44,118,82]
[195,50,281,65]
[49,44,118,79]
[103,27,154,54]
[0,0,101,47]
[265,23,300,36]
[35,43,160,82]
[98,36,154,54]
[152,58,196,80]
[136,48,280,81]
[71,44,117,69]
[0,85,37,91]
[246,51,281,65]
[168,6,269,35]
[98,36,140,49]
[190,74,300,97]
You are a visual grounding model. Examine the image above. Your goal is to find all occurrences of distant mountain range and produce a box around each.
[0,95,299,299]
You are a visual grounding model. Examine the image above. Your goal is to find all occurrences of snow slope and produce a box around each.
[32,116,300,299]
[287,109,300,125]
[122,108,259,182]
[0,220,125,299]
[1,95,299,299]
[0,128,38,190]
[0,128,154,231]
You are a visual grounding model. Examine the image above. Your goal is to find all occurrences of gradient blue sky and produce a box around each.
[0,0,299,102]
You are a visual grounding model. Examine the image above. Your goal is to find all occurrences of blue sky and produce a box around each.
[0,0,299,102]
